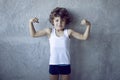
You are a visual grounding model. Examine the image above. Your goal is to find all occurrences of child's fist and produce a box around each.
[81,19,91,26]
[29,17,39,23]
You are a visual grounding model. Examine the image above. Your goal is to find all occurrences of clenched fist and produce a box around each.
[29,17,39,23]
[81,19,91,26]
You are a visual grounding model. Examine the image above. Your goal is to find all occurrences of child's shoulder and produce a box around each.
[67,28,73,33]
[66,28,73,36]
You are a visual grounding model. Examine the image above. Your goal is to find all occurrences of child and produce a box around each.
[29,7,91,80]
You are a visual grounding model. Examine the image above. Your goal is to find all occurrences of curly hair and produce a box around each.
[49,7,71,25]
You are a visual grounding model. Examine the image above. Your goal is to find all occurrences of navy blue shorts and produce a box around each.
[49,65,71,75]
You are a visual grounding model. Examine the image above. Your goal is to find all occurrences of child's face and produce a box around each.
[53,17,66,30]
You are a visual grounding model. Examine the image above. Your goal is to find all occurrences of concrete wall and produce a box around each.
[0,0,120,80]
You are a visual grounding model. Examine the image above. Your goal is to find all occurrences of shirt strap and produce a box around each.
[64,29,69,37]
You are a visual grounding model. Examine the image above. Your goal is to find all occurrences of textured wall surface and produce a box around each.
[0,0,120,80]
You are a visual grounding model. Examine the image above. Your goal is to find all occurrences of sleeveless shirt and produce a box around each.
[49,28,70,65]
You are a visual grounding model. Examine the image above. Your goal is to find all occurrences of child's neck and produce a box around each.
[55,29,64,32]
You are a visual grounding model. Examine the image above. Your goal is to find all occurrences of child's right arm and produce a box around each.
[29,17,51,38]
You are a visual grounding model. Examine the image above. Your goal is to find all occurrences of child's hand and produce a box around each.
[29,17,39,23]
[81,19,91,26]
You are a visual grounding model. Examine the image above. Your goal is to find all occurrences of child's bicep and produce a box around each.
[69,29,84,40]
[34,28,51,37]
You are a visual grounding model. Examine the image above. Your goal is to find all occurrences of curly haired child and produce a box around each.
[29,7,91,80]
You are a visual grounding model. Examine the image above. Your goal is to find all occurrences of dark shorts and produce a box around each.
[49,65,71,75]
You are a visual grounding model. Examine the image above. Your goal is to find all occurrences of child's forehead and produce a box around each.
[53,16,66,20]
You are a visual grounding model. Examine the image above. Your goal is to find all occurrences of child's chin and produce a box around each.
[56,28,64,31]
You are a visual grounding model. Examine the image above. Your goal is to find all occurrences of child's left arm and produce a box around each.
[68,19,91,40]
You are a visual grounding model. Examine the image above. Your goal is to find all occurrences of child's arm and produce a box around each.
[29,17,51,38]
[68,19,91,40]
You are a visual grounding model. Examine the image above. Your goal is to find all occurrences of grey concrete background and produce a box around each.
[0,0,120,80]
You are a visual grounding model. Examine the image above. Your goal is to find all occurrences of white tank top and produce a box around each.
[49,28,70,65]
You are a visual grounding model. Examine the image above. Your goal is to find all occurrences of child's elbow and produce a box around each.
[82,37,88,40]
[30,34,36,38]
[83,38,87,40]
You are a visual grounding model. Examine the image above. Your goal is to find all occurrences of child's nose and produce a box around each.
[59,20,62,24]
